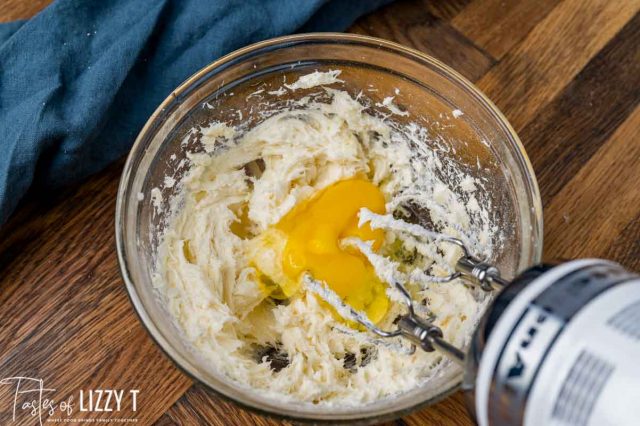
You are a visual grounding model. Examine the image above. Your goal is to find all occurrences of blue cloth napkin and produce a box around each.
[0,0,390,224]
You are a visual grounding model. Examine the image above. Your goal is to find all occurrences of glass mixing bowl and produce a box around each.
[115,33,543,424]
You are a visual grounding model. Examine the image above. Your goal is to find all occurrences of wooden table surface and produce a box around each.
[1,0,639,425]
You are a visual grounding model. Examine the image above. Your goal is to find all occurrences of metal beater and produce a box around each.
[305,210,640,426]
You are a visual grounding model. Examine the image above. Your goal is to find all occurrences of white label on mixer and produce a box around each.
[475,260,602,426]
[524,280,640,426]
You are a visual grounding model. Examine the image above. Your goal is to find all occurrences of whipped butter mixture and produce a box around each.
[154,71,496,405]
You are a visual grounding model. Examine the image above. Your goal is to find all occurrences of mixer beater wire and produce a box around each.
[304,209,509,363]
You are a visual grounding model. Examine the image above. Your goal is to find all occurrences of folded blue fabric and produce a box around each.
[0,0,390,224]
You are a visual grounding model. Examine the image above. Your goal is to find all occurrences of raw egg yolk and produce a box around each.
[277,178,390,324]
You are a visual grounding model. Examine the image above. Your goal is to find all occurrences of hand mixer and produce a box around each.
[306,210,640,426]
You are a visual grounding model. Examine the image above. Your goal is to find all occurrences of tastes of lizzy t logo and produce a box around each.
[0,377,139,425]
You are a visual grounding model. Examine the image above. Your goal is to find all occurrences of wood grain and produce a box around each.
[0,0,638,425]
[543,105,640,263]
[403,392,472,426]
[522,12,640,203]
[452,0,561,59]
[164,385,284,426]
[413,0,472,21]
[0,161,193,425]
[476,0,639,130]
[0,0,49,22]
[350,0,495,83]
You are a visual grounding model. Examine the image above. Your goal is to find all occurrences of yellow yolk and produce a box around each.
[275,178,390,324]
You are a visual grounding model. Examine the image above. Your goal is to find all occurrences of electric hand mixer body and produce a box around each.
[464,259,640,426]
[307,211,640,426]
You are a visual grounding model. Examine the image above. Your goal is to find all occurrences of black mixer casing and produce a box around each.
[462,260,640,426]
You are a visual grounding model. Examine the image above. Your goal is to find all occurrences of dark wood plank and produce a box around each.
[154,413,180,426]
[0,163,192,425]
[404,392,472,426]
[410,0,472,21]
[605,210,640,271]
[349,0,495,83]
[522,12,640,204]
[163,385,284,426]
[452,0,561,59]
[358,0,473,23]
[543,106,640,264]
[477,0,639,131]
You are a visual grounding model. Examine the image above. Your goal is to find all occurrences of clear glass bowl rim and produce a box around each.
[115,33,544,424]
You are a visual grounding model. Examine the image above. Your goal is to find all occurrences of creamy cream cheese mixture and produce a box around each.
[153,70,497,406]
